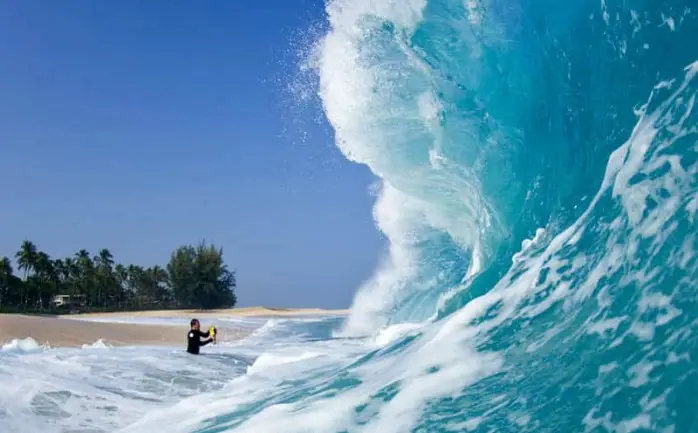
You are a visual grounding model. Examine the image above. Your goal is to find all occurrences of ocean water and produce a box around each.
[3,0,698,431]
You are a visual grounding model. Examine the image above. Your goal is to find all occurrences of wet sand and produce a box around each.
[0,314,246,348]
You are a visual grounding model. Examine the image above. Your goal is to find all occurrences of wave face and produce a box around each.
[316,0,698,337]
[3,0,698,432]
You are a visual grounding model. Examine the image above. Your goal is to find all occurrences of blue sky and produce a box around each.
[0,0,385,308]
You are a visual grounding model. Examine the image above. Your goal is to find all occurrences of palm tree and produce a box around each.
[34,251,53,309]
[96,249,114,308]
[61,257,80,297]
[15,241,37,278]
[15,240,37,309]
[75,250,94,305]
[0,257,13,308]
[0,257,12,272]
[75,249,92,269]
[127,265,147,307]
[114,264,128,309]
[54,258,70,300]
[54,258,66,287]
[98,249,114,268]
[148,265,169,305]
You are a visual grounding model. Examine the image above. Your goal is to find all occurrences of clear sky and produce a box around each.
[0,0,385,309]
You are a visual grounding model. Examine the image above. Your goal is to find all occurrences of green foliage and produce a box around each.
[167,242,237,309]
[0,240,237,313]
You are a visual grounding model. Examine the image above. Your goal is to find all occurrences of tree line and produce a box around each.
[0,240,237,313]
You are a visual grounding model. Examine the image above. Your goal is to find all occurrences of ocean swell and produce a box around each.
[314,0,698,335]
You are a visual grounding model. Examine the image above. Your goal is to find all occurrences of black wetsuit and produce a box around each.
[186,329,212,354]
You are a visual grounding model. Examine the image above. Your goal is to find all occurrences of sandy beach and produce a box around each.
[0,314,247,348]
[69,306,349,318]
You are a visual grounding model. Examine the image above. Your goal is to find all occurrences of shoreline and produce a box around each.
[67,306,350,318]
[0,314,248,349]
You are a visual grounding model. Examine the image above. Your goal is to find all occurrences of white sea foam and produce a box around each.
[81,339,112,349]
[371,322,425,347]
[246,351,325,376]
[0,318,322,433]
[1,337,45,352]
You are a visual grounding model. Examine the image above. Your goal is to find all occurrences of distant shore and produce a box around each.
[67,306,350,318]
[0,314,247,349]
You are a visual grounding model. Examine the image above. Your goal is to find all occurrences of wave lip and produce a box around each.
[315,0,532,335]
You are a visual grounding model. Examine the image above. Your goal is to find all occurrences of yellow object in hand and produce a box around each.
[209,325,217,343]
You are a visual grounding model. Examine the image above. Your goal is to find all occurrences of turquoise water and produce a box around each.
[2,0,698,431]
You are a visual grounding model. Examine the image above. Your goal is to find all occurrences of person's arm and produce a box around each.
[200,329,210,338]
[199,338,212,347]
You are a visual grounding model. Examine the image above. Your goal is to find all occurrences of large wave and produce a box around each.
[115,0,698,430]
[312,0,698,336]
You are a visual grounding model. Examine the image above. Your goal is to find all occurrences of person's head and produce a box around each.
[190,318,200,330]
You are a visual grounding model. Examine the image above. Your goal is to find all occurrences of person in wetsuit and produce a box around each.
[186,318,214,354]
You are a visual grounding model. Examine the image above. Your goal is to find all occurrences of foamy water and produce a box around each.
[0,315,352,432]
